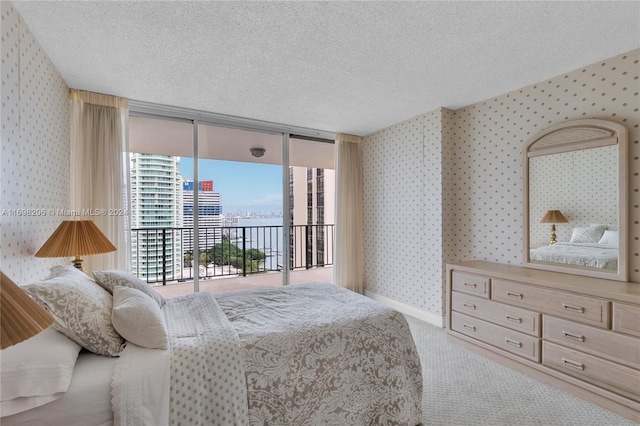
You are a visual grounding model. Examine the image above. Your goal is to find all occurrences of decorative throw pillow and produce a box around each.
[112,286,168,350]
[0,326,81,417]
[598,229,619,247]
[569,225,607,244]
[93,270,165,308]
[46,264,86,280]
[22,268,124,357]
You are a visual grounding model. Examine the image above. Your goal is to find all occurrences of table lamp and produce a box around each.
[34,219,116,271]
[540,210,568,245]
[1,271,54,349]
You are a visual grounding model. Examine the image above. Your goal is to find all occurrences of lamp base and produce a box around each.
[71,256,85,272]
[548,224,557,245]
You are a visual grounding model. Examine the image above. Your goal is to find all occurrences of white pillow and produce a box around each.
[112,286,168,350]
[598,230,619,247]
[93,270,165,308]
[0,326,81,417]
[22,267,124,357]
[569,225,607,244]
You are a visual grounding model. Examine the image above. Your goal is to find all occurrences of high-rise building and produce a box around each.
[182,180,223,254]
[130,153,183,281]
[289,167,335,269]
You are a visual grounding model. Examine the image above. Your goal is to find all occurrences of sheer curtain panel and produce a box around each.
[333,133,364,293]
[69,89,129,273]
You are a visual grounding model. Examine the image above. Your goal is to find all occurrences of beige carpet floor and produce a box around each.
[404,316,635,426]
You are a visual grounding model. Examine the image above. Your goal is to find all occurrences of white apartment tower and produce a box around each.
[182,179,223,253]
[130,154,183,282]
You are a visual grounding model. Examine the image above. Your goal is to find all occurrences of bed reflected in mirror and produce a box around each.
[523,119,628,281]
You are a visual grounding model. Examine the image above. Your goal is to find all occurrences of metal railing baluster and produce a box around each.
[129,223,334,284]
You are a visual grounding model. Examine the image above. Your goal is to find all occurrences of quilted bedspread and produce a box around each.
[216,282,423,426]
[529,242,618,270]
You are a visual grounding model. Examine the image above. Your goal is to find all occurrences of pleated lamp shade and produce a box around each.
[1,271,54,349]
[34,219,116,270]
[540,210,568,224]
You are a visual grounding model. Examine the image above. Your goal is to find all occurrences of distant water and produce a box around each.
[239,217,283,227]
[236,217,284,270]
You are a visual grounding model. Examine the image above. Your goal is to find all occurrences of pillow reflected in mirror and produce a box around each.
[569,225,607,244]
[598,230,619,247]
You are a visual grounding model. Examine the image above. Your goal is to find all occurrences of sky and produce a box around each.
[179,159,283,216]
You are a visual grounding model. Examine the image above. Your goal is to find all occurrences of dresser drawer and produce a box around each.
[451,272,490,298]
[613,303,640,338]
[543,342,640,402]
[451,312,540,362]
[452,292,541,336]
[492,279,610,328]
[544,316,640,369]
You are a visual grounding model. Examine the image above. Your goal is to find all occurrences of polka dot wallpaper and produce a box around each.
[1,3,70,283]
[363,113,431,312]
[363,49,640,318]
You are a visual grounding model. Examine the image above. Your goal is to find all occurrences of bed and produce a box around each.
[529,242,618,270]
[2,267,423,425]
[529,225,619,270]
[529,224,619,271]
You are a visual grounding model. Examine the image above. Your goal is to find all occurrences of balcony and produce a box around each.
[131,224,334,296]
[154,266,333,298]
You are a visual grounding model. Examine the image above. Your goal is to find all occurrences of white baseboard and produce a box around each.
[364,290,445,328]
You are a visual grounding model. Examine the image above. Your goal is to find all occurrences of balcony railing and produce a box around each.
[131,224,334,284]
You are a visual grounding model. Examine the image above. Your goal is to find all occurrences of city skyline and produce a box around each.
[178,159,283,216]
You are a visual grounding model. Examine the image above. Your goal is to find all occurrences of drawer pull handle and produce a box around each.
[505,315,522,323]
[562,304,585,313]
[463,324,476,331]
[463,282,477,288]
[562,331,585,342]
[463,303,476,310]
[562,358,585,370]
[504,338,522,348]
[506,292,523,299]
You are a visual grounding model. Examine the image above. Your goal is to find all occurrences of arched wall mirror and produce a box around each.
[523,119,628,281]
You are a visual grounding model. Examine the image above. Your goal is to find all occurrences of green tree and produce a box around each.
[183,251,193,267]
[246,248,266,261]
[199,250,211,266]
[208,235,241,266]
[207,235,266,274]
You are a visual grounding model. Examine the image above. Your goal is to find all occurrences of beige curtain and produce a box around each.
[333,133,364,293]
[70,89,129,273]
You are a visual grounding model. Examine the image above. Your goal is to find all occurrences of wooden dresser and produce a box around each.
[446,261,640,422]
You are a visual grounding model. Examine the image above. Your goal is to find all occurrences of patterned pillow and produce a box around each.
[112,286,168,350]
[22,267,124,357]
[93,270,165,308]
[569,225,607,244]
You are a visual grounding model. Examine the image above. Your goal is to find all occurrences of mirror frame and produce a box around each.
[523,118,628,281]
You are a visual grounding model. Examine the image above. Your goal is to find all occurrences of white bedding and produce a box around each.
[112,341,170,425]
[2,353,116,426]
[529,242,618,270]
[5,283,423,425]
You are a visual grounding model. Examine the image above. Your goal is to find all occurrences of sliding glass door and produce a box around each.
[128,116,193,286]
[128,108,335,293]
[289,136,335,284]
[194,123,285,290]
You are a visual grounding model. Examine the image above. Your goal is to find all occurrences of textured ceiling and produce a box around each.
[12,1,640,136]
